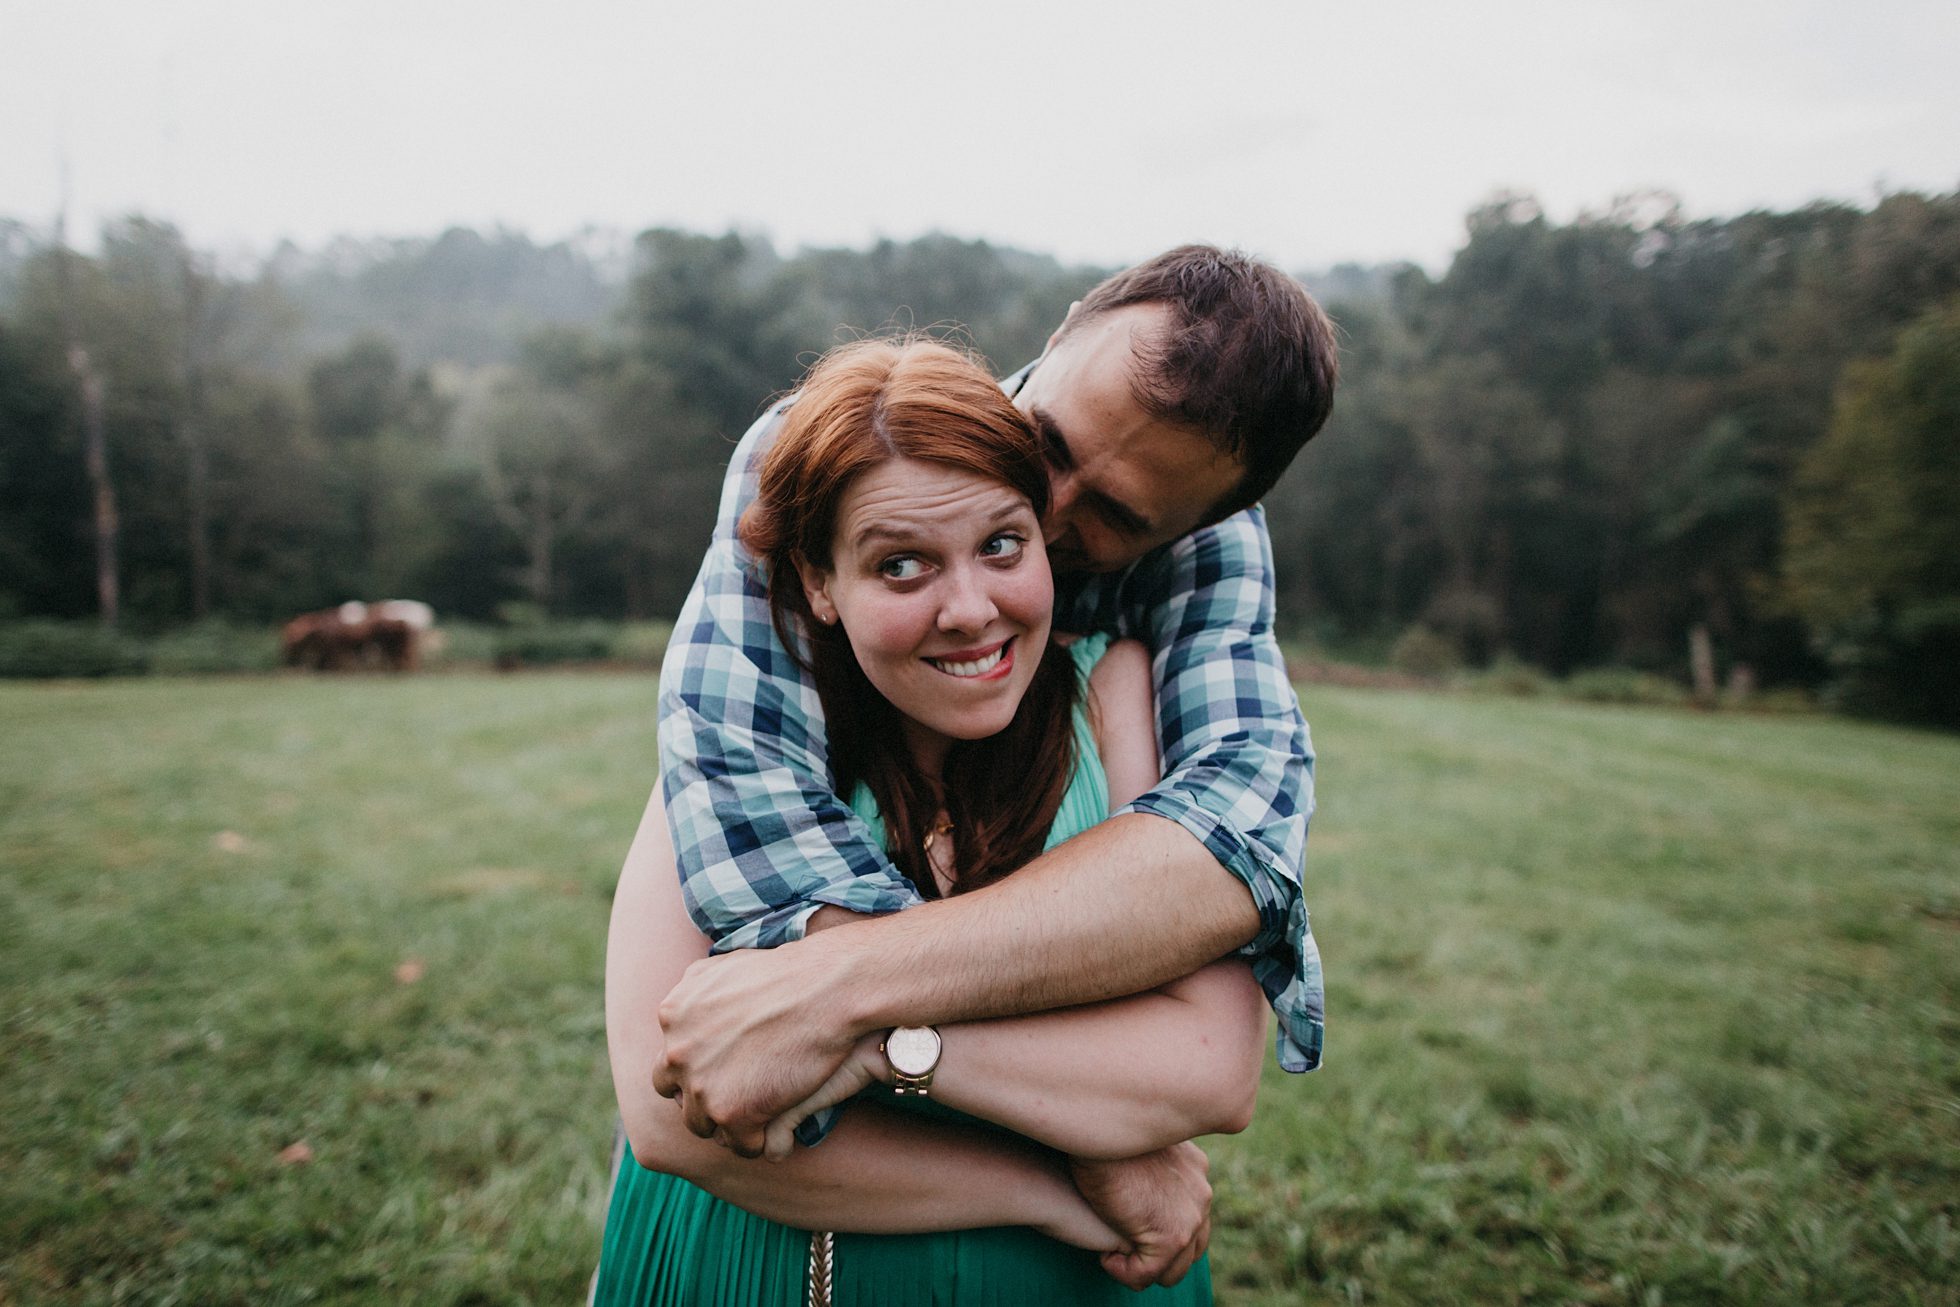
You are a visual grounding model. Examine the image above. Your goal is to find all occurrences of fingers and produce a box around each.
[1100,1251,1156,1293]
[761,1088,837,1163]
[680,1090,717,1140]
[720,1122,766,1159]
[1157,1218,1206,1287]
[762,1114,800,1163]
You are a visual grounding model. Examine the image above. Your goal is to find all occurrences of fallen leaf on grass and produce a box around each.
[214,830,249,854]
[276,1141,314,1166]
[394,958,426,985]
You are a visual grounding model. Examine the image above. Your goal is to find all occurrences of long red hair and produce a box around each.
[740,338,1080,897]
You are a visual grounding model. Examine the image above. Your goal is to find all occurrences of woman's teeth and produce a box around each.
[930,644,1007,678]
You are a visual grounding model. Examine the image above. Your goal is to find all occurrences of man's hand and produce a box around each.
[758,1031,888,1161]
[1069,1143,1213,1290]
[653,942,861,1157]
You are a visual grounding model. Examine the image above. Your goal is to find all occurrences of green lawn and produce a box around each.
[2,676,1955,1305]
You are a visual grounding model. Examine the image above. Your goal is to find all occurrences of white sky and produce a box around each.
[3,0,1954,272]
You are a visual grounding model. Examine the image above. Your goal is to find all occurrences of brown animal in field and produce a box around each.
[280,601,435,671]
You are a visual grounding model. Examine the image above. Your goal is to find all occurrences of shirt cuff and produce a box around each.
[1120,790,1300,948]
[704,876,924,954]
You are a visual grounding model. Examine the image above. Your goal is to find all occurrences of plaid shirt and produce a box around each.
[659,374,1324,1133]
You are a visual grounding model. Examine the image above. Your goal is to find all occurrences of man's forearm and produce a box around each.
[652,812,1265,1155]
[812,813,1261,1034]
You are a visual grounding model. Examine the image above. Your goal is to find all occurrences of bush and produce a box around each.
[423,621,498,667]
[147,620,281,674]
[1461,655,1551,698]
[1740,686,1819,715]
[0,621,148,678]
[1389,624,1460,679]
[610,621,673,669]
[492,620,619,667]
[1561,667,1689,706]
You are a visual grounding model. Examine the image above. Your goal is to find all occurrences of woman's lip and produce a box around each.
[926,638,1010,662]
[923,637,1018,682]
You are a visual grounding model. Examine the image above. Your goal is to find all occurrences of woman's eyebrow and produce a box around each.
[850,522,921,551]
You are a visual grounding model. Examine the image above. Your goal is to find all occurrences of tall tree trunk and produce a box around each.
[1688,622,1717,704]
[54,186,121,630]
[528,516,554,611]
[71,347,119,628]
[55,191,121,629]
[184,415,212,618]
[179,260,212,619]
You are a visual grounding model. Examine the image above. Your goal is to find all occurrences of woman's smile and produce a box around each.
[927,637,1015,680]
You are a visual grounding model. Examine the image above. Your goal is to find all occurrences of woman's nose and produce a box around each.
[937,566,999,632]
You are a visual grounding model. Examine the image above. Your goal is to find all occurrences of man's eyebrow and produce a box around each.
[1031,409,1075,471]
[1032,407,1154,536]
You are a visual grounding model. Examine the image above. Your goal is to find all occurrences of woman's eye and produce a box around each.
[981,534,1025,560]
[879,557,925,581]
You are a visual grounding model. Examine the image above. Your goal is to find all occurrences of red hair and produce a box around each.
[740,338,1080,896]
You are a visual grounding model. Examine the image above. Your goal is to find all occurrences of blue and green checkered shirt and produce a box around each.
[658,380,1324,1126]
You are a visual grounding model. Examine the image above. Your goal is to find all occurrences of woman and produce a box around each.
[598,339,1266,1305]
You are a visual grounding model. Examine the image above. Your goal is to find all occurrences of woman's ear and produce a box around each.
[795,554,837,626]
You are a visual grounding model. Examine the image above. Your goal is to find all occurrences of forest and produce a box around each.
[2,190,1956,724]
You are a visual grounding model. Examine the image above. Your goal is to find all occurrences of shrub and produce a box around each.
[492,620,618,667]
[147,620,281,674]
[423,621,498,667]
[1561,667,1689,706]
[0,621,149,678]
[1461,655,1551,698]
[1742,686,1820,715]
[1389,624,1460,679]
[610,621,673,668]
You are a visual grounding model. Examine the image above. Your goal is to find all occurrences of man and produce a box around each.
[616,245,1336,1287]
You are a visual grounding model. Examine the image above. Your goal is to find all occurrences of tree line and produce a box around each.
[1,193,1956,724]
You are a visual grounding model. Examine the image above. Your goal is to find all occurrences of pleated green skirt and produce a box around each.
[593,1147,1213,1306]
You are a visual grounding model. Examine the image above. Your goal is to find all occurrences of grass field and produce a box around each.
[2,675,1955,1305]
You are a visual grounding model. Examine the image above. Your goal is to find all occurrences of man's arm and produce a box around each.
[658,813,1257,1137]
[1102,504,1324,1076]
[763,955,1265,1162]
[607,789,1137,1251]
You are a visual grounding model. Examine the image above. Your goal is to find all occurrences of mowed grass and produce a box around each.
[2,677,1955,1305]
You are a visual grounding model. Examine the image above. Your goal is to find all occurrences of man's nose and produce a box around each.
[937,566,998,632]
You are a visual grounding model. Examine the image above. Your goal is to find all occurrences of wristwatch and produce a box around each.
[881,1025,943,1096]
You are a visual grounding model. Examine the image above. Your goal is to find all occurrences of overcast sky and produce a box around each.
[3,0,1954,272]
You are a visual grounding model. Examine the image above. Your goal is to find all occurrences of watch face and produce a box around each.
[886,1026,941,1077]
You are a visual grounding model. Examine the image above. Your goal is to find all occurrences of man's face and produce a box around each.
[1013,304,1245,574]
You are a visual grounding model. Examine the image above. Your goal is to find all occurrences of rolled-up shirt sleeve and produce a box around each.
[658,405,925,954]
[1064,505,1324,1074]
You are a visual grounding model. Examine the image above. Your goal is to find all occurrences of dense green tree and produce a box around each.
[1782,299,1960,724]
[0,321,89,618]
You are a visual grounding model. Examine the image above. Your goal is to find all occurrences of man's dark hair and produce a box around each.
[1057,244,1338,518]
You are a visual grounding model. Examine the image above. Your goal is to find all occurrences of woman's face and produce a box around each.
[800,457,1054,768]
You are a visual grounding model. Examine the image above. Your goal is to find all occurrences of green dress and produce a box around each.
[595,635,1213,1306]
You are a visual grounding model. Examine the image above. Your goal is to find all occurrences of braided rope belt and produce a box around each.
[806,1230,834,1307]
